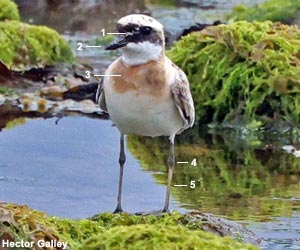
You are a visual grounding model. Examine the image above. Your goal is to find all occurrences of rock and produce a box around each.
[177,20,223,39]
[0,94,6,105]
[53,99,101,114]
[40,85,65,100]
[63,82,98,101]
[18,94,54,113]
[78,100,100,114]
[0,203,259,250]
[282,145,296,153]
[181,212,261,245]
[293,150,300,158]
[0,203,72,250]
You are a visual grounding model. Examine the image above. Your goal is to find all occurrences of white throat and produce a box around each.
[121,41,163,66]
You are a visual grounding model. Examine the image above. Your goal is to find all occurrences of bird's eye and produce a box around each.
[141,26,152,35]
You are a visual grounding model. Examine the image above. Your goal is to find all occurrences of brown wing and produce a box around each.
[171,69,195,133]
[95,77,107,112]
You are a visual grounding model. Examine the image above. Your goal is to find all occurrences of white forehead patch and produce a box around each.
[117,14,163,31]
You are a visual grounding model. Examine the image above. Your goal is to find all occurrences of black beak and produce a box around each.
[105,37,128,50]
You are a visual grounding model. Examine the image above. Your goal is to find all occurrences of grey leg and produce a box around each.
[162,139,175,213]
[114,133,126,213]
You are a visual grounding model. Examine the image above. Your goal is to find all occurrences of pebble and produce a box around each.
[0,94,6,105]
[40,86,64,100]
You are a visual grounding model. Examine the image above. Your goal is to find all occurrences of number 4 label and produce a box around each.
[191,158,197,167]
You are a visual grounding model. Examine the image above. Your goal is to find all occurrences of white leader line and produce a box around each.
[107,32,126,35]
[94,74,122,77]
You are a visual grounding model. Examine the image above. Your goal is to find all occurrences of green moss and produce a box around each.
[48,217,104,249]
[167,21,300,129]
[227,0,300,23]
[91,211,182,228]
[80,224,256,250]
[4,118,27,130]
[0,86,14,96]
[0,204,257,250]
[0,0,20,21]
[146,0,175,6]
[93,34,115,47]
[0,21,74,71]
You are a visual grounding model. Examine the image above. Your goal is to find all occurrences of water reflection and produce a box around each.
[128,125,300,249]
[128,126,300,221]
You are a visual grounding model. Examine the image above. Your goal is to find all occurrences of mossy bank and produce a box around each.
[0,0,73,72]
[0,203,257,250]
[228,0,300,23]
[168,21,300,130]
[0,21,73,71]
[0,0,20,21]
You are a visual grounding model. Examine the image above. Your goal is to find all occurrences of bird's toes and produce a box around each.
[113,206,124,214]
[135,209,171,216]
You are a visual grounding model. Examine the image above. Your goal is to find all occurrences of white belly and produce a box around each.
[105,90,183,137]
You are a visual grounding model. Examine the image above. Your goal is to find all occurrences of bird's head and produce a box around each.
[105,14,165,66]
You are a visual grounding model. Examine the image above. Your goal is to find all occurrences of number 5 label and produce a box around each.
[190,180,195,189]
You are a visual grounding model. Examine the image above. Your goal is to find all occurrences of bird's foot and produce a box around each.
[113,205,123,214]
[135,208,172,216]
[161,207,171,214]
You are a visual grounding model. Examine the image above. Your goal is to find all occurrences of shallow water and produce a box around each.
[0,116,183,217]
[0,115,299,249]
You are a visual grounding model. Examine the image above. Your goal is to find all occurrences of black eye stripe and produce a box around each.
[117,24,139,33]
[115,23,162,45]
[117,24,153,35]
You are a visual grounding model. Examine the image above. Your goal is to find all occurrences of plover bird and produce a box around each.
[96,14,195,213]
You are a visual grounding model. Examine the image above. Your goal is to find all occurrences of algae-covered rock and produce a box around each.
[227,0,300,23]
[0,203,104,249]
[168,21,300,129]
[0,21,73,71]
[80,224,256,250]
[0,0,20,21]
[0,203,68,249]
[0,203,258,250]
[0,86,14,96]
